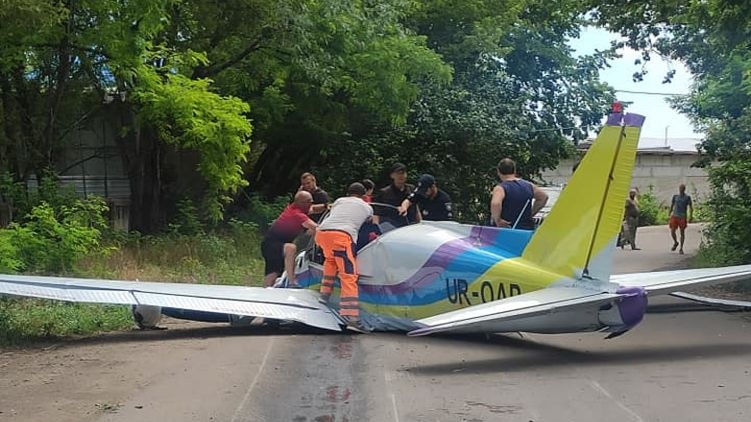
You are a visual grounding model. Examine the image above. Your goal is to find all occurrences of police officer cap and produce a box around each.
[415,174,435,195]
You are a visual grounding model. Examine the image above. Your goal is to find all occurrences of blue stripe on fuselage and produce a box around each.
[358,227,534,306]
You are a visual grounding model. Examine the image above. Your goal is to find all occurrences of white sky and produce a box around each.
[570,27,702,151]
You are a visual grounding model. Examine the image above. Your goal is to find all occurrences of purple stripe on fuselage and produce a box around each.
[359,226,531,295]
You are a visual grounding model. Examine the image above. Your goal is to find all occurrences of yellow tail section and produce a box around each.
[522,113,645,280]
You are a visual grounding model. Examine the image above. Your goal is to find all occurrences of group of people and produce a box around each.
[259,159,695,332]
[619,184,694,254]
[259,158,547,332]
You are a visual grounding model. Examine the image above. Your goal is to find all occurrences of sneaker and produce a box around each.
[679,249,684,255]
[671,242,679,251]
[342,316,369,333]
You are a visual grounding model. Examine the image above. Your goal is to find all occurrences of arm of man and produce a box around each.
[687,196,693,222]
[530,184,549,216]
[398,198,412,216]
[302,218,317,235]
[490,185,509,227]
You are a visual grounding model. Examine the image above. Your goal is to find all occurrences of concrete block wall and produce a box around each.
[540,152,711,206]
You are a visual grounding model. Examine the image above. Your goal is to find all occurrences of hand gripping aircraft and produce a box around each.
[2,112,751,337]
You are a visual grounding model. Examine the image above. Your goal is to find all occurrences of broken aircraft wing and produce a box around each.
[610,265,751,296]
[0,274,344,332]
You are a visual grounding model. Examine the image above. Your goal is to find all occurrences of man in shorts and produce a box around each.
[669,183,693,255]
[261,191,318,287]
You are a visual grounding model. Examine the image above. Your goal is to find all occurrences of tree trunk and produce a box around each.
[115,105,166,233]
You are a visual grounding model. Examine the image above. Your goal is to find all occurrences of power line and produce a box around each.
[615,89,690,97]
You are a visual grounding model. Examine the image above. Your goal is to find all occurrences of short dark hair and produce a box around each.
[497,158,516,175]
[362,179,375,190]
[389,162,407,174]
[347,182,366,196]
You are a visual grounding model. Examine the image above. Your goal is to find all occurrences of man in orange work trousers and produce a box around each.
[316,182,374,333]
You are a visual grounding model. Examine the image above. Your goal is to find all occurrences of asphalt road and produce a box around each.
[2,224,750,422]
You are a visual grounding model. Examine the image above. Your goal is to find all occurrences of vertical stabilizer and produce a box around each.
[521,113,645,280]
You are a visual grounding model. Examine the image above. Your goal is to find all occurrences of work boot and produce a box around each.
[343,317,369,334]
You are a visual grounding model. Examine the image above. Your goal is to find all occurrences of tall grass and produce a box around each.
[1,219,268,345]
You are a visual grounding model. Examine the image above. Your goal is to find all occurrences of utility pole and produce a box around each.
[664,125,670,148]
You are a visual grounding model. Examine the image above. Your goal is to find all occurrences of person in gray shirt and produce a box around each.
[669,184,693,255]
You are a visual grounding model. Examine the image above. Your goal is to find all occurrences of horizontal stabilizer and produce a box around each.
[670,291,751,311]
[611,265,751,296]
[407,287,621,336]
[0,274,344,332]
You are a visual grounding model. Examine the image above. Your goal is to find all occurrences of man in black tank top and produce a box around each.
[490,158,549,229]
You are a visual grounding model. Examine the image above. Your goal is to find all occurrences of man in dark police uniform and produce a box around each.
[372,162,419,228]
[398,174,453,221]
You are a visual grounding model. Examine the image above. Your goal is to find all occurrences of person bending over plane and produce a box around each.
[669,183,693,255]
[316,182,374,333]
[372,162,419,228]
[261,191,318,287]
[490,158,548,230]
[398,174,453,221]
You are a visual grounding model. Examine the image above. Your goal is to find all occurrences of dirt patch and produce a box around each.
[0,318,218,422]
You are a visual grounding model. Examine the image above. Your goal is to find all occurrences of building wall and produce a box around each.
[540,151,711,205]
[56,114,131,230]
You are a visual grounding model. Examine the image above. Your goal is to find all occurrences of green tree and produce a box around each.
[0,0,255,231]
[590,0,751,263]
[314,0,614,223]
[160,0,452,198]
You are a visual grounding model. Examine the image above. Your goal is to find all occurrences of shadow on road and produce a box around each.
[6,321,339,351]
[407,339,751,375]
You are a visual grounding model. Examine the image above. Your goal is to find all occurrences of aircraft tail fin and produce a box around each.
[521,113,645,281]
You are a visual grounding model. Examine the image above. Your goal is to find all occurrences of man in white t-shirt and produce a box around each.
[315,182,373,333]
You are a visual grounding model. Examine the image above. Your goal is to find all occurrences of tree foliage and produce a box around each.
[1,0,620,232]
[313,0,615,223]
[0,0,255,229]
[590,0,751,263]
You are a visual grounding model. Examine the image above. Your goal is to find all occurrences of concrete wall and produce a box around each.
[540,150,710,205]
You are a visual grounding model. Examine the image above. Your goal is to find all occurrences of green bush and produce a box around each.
[0,230,22,273]
[7,198,108,273]
[691,200,711,222]
[238,193,289,230]
[168,198,205,236]
[637,187,669,227]
[0,171,79,223]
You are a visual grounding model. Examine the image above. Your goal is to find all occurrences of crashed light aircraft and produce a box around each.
[2,112,750,338]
